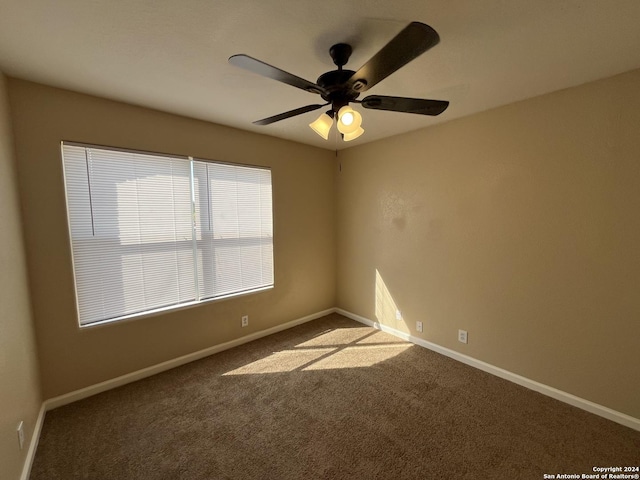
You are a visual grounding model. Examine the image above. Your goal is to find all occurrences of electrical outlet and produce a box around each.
[17,421,25,450]
[241,315,249,327]
[416,321,423,333]
[395,310,402,320]
[458,329,468,344]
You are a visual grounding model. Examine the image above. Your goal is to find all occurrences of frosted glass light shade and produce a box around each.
[343,127,364,142]
[337,106,362,134]
[309,113,333,140]
[341,111,354,126]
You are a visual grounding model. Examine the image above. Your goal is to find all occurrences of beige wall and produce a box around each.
[337,68,640,419]
[6,65,640,430]
[0,74,42,479]
[8,79,336,399]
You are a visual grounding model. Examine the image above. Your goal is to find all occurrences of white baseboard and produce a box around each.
[336,308,640,432]
[44,308,335,411]
[20,403,46,480]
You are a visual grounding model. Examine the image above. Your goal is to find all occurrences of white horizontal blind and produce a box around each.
[62,143,273,326]
[197,162,273,299]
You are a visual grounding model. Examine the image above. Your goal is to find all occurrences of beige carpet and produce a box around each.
[30,314,639,479]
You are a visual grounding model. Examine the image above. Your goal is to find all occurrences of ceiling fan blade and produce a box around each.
[361,95,449,116]
[347,22,440,93]
[253,104,327,126]
[229,54,327,95]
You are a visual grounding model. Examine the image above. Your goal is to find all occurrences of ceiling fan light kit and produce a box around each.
[336,105,362,135]
[309,111,334,140]
[343,126,365,142]
[229,21,449,142]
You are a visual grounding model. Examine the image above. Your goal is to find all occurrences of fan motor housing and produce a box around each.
[317,69,360,109]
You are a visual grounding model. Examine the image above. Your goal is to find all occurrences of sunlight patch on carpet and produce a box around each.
[222,339,412,375]
[296,327,374,347]
[303,344,412,370]
[222,348,335,375]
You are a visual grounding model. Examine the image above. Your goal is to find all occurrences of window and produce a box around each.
[62,143,273,327]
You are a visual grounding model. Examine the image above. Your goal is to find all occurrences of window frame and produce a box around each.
[61,141,275,329]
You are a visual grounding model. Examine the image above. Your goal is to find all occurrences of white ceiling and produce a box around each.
[1,0,639,150]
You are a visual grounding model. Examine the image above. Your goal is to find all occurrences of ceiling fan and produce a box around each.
[228,21,449,142]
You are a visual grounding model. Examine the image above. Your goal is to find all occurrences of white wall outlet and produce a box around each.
[458,329,468,344]
[416,321,423,333]
[17,421,25,450]
[241,315,249,327]
[395,310,402,320]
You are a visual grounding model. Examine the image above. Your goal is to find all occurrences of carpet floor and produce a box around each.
[30,313,640,479]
